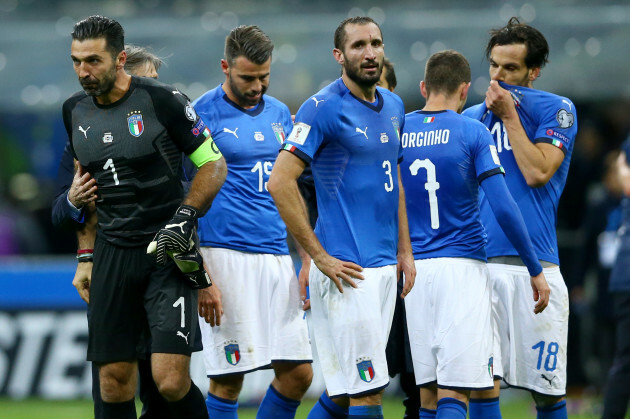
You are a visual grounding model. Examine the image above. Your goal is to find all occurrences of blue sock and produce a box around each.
[469,397,501,418]
[436,398,467,419]
[419,407,437,418]
[307,392,348,419]
[348,405,383,418]
[256,384,300,419]
[205,392,238,419]
[536,400,567,419]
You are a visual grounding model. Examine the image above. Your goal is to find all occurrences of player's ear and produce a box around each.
[117,50,127,70]
[461,82,471,101]
[420,81,428,99]
[333,48,344,65]
[529,67,540,82]
[220,59,230,76]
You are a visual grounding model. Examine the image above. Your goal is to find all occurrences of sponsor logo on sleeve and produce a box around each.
[556,109,574,129]
[546,129,570,146]
[185,103,197,122]
[191,118,206,136]
[288,122,311,145]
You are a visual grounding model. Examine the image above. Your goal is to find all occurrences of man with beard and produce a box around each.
[268,16,416,419]
[64,15,226,419]
[191,25,313,419]
[464,17,576,419]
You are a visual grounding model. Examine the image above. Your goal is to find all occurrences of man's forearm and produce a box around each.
[271,180,326,264]
[182,157,227,214]
[76,202,97,250]
[397,173,413,257]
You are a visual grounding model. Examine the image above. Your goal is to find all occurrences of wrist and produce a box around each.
[77,248,94,263]
[176,204,199,220]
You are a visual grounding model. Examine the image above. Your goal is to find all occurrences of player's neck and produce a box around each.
[95,71,132,105]
[423,95,460,113]
[341,74,377,103]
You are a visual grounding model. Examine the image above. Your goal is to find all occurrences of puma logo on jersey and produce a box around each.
[356,127,368,139]
[176,331,189,344]
[540,374,557,386]
[311,97,324,107]
[224,127,239,138]
[166,221,187,234]
[562,99,573,111]
[78,126,90,139]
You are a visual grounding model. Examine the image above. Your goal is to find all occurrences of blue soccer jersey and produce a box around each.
[463,82,577,264]
[283,79,405,268]
[192,86,293,254]
[400,110,504,261]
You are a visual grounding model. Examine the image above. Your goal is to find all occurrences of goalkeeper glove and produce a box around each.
[171,247,212,289]
[148,205,198,265]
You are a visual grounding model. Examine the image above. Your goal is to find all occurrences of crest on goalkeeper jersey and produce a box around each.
[224,341,240,365]
[356,357,375,383]
[127,112,144,137]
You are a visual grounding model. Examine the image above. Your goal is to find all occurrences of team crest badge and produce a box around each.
[488,356,494,378]
[356,357,375,382]
[272,123,286,143]
[224,341,240,365]
[127,112,144,137]
[391,117,400,141]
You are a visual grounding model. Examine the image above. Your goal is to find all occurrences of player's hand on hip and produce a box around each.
[530,272,550,314]
[198,281,223,326]
[485,81,517,121]
[315,254,363,293]
[68,163,97,208]
[397,252,416,298]
[72,261,92,304]
[147,205,198,265]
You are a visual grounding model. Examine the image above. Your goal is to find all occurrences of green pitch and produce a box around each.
[0,395,607,418]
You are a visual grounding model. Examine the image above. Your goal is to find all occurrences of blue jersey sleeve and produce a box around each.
[533,97,577,155]
[51,141,85,230]
[472,123,504,182]
[480,174,543,276]
[284,96,334,163]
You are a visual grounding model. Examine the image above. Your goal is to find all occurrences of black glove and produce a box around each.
[171,247,212,289]
[148,205,198,265]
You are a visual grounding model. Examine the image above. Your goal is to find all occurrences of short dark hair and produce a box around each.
[382,58,397,90]
[71,15,125,58]
[486,16,549,70]
[334,16,382,52]
[124,44,164,74]
[225,25,274,65]
[424,50,471,96]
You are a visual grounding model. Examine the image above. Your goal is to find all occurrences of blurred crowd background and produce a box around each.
[1,0,630,403]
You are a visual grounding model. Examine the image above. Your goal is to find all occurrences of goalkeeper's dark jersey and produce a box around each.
[63,76,210,247]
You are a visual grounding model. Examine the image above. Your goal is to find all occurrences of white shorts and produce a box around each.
[308,262,397,397]
[405,258,494,390]
[198,248,312,377]
[488,263,568,396]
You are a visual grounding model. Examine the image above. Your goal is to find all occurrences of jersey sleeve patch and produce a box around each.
[287,122,311,145]
[281,142,312,164]
[535,131,568,155]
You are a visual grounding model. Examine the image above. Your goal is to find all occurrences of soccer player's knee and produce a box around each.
[211,375,244,400]
[532,392,563,407]
[292,364,314,394]
[155,372,190,401]
[99,364,136,401]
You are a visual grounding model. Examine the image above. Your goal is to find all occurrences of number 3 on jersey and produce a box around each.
[409,158,440,229]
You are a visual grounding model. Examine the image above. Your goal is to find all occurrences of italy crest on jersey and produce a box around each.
[224,341,240,365]
[272,123,286,144]
[127,113,144,137]
[488,356,494,378]
[356,357,375,382]
[391,117,400,141]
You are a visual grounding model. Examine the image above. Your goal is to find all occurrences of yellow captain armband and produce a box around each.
[189,137,222,168]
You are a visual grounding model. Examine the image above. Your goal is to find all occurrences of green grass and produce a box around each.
[0,394,609,418]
